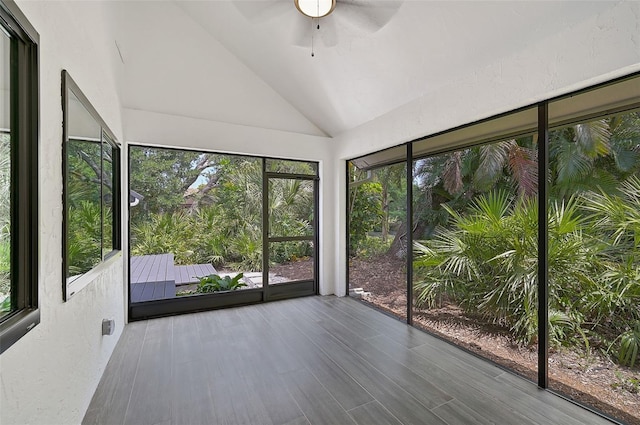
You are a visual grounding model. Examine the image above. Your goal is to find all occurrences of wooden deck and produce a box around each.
[130,254,216,302]
[174,264,216,286]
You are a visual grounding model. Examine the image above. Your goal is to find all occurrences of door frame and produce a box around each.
[262,165,320,302]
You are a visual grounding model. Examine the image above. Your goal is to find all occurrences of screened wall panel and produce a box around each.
[348,160,407,321]
[545,107,640,425]
[346,73,640,425]
[411,134,539,383]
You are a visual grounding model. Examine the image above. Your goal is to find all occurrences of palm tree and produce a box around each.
[473,138,538,198]
[549,113,640,198]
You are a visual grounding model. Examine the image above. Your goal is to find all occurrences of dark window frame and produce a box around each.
[346,71,640,425]
[0,0,39,354]
[127,144,319,320]
[62,70,121,300]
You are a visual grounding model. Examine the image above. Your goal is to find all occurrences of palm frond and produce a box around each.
[442,151,463,195]
[473,141,511,190]
[555,140,593,185]
[469,190,512,225]
[573,120,611,158]
[508,145,538,198]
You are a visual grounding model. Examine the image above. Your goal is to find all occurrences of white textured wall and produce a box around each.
[333,1,640,295]
[335,2,640,160]
[0,2,126,425]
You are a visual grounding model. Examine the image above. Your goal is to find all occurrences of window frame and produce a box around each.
[0,0,40,354]
[62,70,121,300]
[346,72,640,425]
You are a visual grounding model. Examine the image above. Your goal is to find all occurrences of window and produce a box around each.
[0,0,39,354]
[348,159,407,321]
[346,74,640,425]
[546,107,640,425]
[63,71,120,300]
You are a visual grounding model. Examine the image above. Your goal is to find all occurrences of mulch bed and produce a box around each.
[349,254,640,425]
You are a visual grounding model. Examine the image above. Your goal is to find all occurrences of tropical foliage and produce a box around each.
[195,273,246,293]
[66,138,114,278]
[0,133,10,313]
[348,180,383,255]
[349,111,639,369]
[409,112,640,367]
[129,148,315,272]
[413,183,639,362]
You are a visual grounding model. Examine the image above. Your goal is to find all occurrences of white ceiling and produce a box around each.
[112,1,621,138]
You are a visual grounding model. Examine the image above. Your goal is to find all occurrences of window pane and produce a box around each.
[66,88,103,281]
[0,31,11,318]
[268,179,314,238]
[129,147,263,301]
[67,138,102,280]
[547,110,640,425]
[266,159,317,175]
[268,240,314,284]
[102,133,114,256]
[411,135,538,382]
[348,161,407,321]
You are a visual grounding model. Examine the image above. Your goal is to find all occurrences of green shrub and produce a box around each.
[356,236,391,259]
[413,185,639,362]
[195,273,246,293]
[349,182,383,255]
[67,201,102,276]
[616,322,640,368]
[0,239,10,296]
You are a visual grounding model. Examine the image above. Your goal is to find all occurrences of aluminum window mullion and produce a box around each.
[406,142,413,325]
[262,158,269,302]
[264,172,318,180]
[537,102,549,389]
[268,236,314,243]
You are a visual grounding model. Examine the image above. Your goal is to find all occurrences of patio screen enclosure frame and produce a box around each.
[128,145,319,321]
[346,72,640,425]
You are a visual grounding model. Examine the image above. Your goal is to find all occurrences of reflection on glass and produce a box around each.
[411,136,538,381]
[66,88,103,282]
[547,111,640,425]
[268,241,314,284]
[66,138,102,280]
[266,159,317,175]
[268,179,314,237]
[348,161,407,321]
[0,31,11,318]
[102,134,114,256]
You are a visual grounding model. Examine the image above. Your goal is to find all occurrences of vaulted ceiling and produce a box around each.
[112,1,627,138]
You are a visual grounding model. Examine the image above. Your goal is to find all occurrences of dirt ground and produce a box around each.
[349,254,640,425]
[270,259,314,282]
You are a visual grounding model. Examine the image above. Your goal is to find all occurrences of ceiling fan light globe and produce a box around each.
[294,0,336,18]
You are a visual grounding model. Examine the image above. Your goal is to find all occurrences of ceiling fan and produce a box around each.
[234,0,403,50]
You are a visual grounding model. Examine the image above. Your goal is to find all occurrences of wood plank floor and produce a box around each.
[83,296,613,425]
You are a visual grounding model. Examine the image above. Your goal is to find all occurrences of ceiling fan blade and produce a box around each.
[233,0,290,23]
[336,0,402,33]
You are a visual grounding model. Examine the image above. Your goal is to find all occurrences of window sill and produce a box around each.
[66,251,123,300]
[0,307,40,354]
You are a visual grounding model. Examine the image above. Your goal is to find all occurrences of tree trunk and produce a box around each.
[381,186,389,243]
[388,218,428,259]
